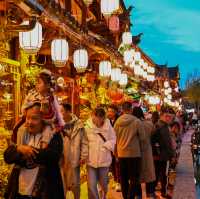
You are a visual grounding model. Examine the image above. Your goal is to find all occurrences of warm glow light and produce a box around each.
[134,51,141,61]
[122,32,132,45]
[124,50,134,65]
[99,61,112,77]
[19,21,42,54]
[101,0,119,15]
[164,81,169,88]
[73,48,88,73]
[51,39,68,67]
[83,0,93,6]
[119,73,128,86]
[111,68,121,82]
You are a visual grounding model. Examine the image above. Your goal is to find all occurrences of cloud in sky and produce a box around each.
[124,0,200,88]
[131,0,200,52]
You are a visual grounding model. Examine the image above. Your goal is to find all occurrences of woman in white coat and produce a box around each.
[85,107,116,199]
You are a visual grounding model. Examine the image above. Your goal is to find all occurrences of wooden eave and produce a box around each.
[13,0,123,65]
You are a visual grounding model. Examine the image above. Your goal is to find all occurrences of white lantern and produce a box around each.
[167,94,172,100]
[19,21,42,54]
[168,87,172,93]
[164,89,169,95]
[51,39,68,67]
[119,73,128,86]
[164,97,169,103]
[124,50,134,65]
[139,59,144,67]
[83,0,93,6]
[134,64,141,75]
[164,81,169,88]
[111,68,121,82]
[101,0,118,16]
[147,74,155,81]
[143,62,148,70]
[143,71,148,79]
[134,51,141,61]
[122,32,132,45]
[73,48,88,73]
[130,61,135,69]
[99,61,112,77]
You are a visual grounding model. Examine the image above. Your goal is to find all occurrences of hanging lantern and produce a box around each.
[143,71,148,79]
[167,94,172,100]
[134,64,141,76]
[167,87,172,93]
[73,48,88,73]
[164,89,169,95]
[111,68,121,82]
[19,21,42,54]
[147,74,155,81]
[134,51,141,62]
[101,0,117,16]
[143,62,148,70]
[119,73,128,86]
[139,59,144,67]
[124,50,134,66]
[83,0,93,6]
[130,61,135,69]
[99,61,112,77]
[147,66,155,74]
[164,81,169,88]
[51,39,68,67]
[109,15,120,32]
[122,32,132,45]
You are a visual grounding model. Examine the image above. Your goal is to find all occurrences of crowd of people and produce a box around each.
[3,70,185,199]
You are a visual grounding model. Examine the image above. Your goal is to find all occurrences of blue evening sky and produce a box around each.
[124,0,200,88]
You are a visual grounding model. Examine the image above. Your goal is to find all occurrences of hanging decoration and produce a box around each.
[119,73,128,86]
[122,32,132,45]
[109,15,120,32]
[101,0,119,16]
[73,48,88,73]
[51,39,69,67]
[83,0,93,6]
[111,68,121,82]
[99,61,112,77]
[19,21,42,54]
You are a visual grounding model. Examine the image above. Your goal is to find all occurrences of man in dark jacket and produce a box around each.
[4,102,64,199]
[151,106,175,198]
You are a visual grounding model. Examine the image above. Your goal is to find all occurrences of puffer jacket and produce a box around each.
[85,118,116,168]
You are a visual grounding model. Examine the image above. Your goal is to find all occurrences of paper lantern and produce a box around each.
[109,15,120,32]
[51,39,68,67]
[147,66,155,74]
[111,68,121,82]
[168,87,172,93]
[143,62,148,70]
[73,48,88,73]
[167,94,172,100]
[101,0,119,16]
[139,59,144,67]
[124,50,134,66]
[164,81,169,88]
[122,32,132,45]
[134,64,141,75]
[134,51,141,61]
[99,61,112,77]
[19,21,42,54]
[119,73,128,86]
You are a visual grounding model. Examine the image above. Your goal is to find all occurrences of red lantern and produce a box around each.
[109,15,120,32]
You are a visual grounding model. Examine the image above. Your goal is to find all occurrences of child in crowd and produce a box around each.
[12,69,64,144]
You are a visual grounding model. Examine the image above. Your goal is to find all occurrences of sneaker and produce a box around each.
[115,183,121,192]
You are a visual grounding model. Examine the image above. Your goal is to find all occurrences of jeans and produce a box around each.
[65,167,80,199]
[118,157,141,199]
[87,166,109,199]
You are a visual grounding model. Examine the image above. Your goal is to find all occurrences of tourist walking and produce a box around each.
[60,103,88,199]
[132,107,156,198]
[114,102,145,199]
[151,106,175,198]
[85,107,116,199]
